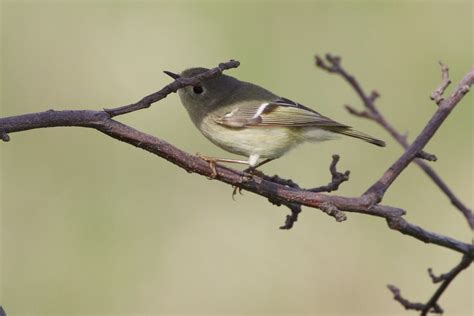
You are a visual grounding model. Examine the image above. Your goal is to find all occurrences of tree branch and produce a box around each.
[1,58,473,315]
[365,67,473,202]
[103,59,240,117]
[309,155,350,193]
[1,96,471,254]
[315,54,474,315]
[430,62,451,106]
[316,54,474,230]
[387,284,443,314]
[388,254,472,315]
[272,155,350,229]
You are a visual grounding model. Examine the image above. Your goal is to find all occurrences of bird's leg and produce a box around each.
[243,158,275,175]
[196,153,250,178]
[233,157,276,199]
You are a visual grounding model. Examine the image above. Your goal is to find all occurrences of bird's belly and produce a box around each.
[199,120,298,158]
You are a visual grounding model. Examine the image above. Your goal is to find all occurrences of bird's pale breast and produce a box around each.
[198,115,300,159]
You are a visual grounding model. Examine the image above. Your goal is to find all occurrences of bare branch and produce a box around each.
[268,155,349,228]
[0,108,470,255]
[389,255,472,316]
[430,62,451,105]
[420,255,472,316]
[279,203,302,230]
[309,155,350,193]
[104,60,240,117]
[387,285,443,314]
[344,104,375,119]
[427,268,445,284]
[316,54,474,230]
[265,176,303,230]
[0,129,10,142]
[366,66,474,205]
[315,54,380,114]
[416,151,438,162]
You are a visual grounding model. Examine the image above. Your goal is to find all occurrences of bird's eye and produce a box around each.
[193,86,204,94]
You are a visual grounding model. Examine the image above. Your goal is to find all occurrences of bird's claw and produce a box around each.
[231,186,244,200]
[243,166,265,179]
[231,168,266,200]
[196,153,218,179]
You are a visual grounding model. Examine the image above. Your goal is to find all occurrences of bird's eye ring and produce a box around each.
[193,86,204,94]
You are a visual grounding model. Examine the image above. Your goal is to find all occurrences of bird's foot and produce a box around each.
[231,185,244,200]
[196,153,218,179]
[231,167,267,200]
[242,166,265,178]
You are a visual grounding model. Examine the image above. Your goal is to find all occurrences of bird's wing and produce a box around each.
[214,97,350,129]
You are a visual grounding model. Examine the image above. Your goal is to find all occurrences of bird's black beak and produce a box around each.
[163,71,180,80]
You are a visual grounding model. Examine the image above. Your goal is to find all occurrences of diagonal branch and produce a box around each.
[104,59,240,117]
[420,255,472,316]
[388,255,472,315]
[387,285,443,314]
[316,54,474,315]
[270,155,350,229]
[316,54,474,230]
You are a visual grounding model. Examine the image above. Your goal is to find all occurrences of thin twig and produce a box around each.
[104,60,240,117]
[309,155,350,193]
[315,54,474,315]
[316,54,474,230]
[420,255,473,316]
[279,203,303,230]
[267,155,349,228]
[388,255,472,316]
[387,285,443,314]
[0,129,10,142]
[430,61,451,105]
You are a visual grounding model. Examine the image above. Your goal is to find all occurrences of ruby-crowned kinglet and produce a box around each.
[164,68,385,169]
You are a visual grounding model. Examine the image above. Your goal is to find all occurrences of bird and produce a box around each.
[164,68,385,175]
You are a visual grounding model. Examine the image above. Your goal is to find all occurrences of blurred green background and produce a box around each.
[1,1,472,315]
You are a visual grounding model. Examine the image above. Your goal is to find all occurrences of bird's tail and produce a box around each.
[336,128,386,147]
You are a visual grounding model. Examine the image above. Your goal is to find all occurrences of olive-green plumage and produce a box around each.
[166,67,385,167]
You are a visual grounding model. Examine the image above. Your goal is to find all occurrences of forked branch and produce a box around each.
[315,54,473,315]
[316,54,474,230]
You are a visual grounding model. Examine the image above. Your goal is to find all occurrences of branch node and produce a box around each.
[416,151,438,162]
[319,201,347,222]
[314,53,341,73]
[387,284,443,314]
[460,84,470,94]
[369,90,380,102]
[218,59,240,71]
[386,215,406,231]
[309,155,350,193]
[427,268,445,283]
[316,52,472,232]
[279,203,303,230]
[344,105,375,120]
[430,61,451,106]
[0,129,10,142]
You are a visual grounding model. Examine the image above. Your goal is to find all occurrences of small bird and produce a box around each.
[164,68,385,174]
